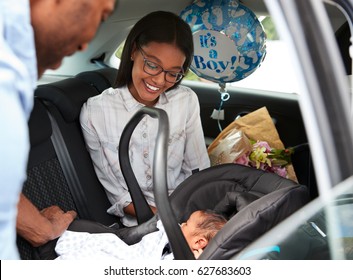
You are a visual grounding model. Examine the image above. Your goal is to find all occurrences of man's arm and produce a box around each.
[16,193,77,247]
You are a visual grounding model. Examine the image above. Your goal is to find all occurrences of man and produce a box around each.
[0,0,116,260]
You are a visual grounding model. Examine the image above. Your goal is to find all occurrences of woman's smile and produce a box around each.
[144,80,161,93]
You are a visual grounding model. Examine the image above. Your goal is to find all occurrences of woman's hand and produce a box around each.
[123,203,157,216]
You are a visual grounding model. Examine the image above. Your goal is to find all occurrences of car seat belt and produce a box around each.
[119,112,155,224]
[44,102,91,219]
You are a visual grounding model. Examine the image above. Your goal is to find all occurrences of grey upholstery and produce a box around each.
[19,69,119,259]
[169,164,310,260]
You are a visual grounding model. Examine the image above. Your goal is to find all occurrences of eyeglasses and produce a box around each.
[138,47,184,83]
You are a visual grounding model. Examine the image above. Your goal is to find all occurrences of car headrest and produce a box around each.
[75,68,118,92]
[34,78,100,123]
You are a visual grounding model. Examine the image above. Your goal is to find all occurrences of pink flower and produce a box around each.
[234,153,250,166]
[233,139,292,178]
[253,141,271,152]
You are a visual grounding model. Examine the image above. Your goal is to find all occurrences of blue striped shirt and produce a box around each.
[0,0,37,259]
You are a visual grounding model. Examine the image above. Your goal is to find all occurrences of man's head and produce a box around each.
[180,210,227,252]
[30,0,116,77]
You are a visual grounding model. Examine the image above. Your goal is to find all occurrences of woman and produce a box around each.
[80,11,210,227]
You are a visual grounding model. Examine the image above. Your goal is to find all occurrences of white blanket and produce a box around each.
[55,221,172,260]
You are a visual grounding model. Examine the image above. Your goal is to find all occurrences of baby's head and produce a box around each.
[180,210,227,257]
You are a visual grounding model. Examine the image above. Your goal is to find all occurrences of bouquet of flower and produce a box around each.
[208,107,297,180]
[234,137,294,178]
[209,129,293,178]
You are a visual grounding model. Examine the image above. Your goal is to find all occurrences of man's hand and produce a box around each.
[40,205,77,239]
[17,194,77,247]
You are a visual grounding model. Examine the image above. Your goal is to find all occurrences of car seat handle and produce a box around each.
[149,107,195,260]
[119,108,155,224]
[119,106,194,259]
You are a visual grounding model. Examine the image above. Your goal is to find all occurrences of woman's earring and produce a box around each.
[131,56,134,61]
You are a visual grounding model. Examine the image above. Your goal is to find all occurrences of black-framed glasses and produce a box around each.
[138,47,184,83]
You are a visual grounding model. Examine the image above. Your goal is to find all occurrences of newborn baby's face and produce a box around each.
[180,211,203,248]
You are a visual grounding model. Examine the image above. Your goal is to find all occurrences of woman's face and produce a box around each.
[129,42,186,106]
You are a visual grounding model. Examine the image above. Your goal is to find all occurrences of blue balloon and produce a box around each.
[180,0,266,83]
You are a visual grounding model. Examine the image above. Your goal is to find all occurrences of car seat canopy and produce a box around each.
[169,163,310,259]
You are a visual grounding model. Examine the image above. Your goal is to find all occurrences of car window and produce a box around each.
[233,176,353,260]
[229,38,300,93]
[229,16,300,94]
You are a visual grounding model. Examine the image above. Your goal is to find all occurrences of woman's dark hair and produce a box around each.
[115,10,194,90]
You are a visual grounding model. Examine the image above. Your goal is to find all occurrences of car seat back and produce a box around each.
[19,69,118,259]
[18,98,80,259]
[291,143,318,199]
[34,76,117,224]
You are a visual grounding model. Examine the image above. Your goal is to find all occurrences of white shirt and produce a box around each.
[80,85,210,226]
[55,220,172,260]
[0,0,37,259]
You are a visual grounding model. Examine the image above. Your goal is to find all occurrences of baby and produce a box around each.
[180,210,227,258]
[55,210,226,260]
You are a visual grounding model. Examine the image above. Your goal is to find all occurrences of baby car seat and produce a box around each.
[119,107,310,260]
[169,164,309,259]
